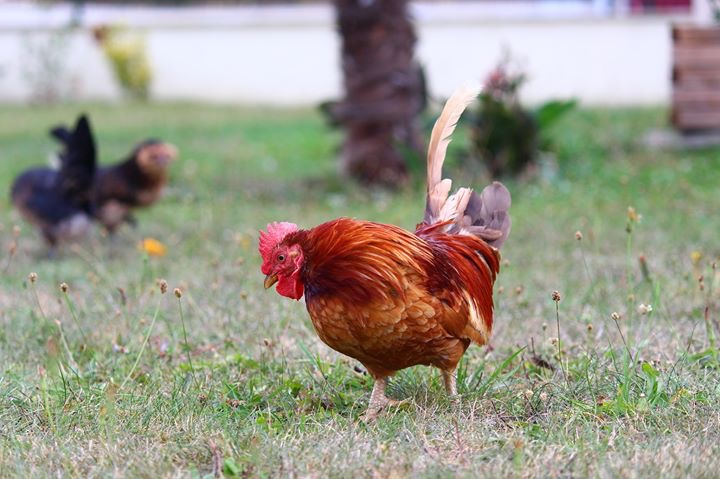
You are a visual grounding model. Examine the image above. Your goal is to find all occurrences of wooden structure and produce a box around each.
[672,25,720,132]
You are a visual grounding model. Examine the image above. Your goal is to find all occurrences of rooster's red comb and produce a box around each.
[258,222,299,261]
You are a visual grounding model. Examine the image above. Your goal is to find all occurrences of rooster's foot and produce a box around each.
[361,398,409,423]
[361,377,410,422]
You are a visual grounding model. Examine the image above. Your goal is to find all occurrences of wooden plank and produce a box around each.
[673,25,720,44]
[673,71,720,84]
[673,102,720,114]
[672,25,720,131]
[673,89,720,103]
[673,46,720,68]
[672,110,720,130]
[673,66,720,84]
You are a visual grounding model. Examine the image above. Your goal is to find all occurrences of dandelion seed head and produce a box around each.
[627,206,641,223]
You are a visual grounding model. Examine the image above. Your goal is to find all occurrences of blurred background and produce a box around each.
[3,0,719,189]
[0,0,715,105]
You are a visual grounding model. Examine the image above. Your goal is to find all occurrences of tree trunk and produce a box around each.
[333,0,424,188]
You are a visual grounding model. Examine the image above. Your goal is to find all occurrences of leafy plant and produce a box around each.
[93,25,153,100]
[468,60,576,178]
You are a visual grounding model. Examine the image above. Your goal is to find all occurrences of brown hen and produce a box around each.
[91,139,177,233]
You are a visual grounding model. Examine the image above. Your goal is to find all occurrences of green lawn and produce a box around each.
[1,103,719,477]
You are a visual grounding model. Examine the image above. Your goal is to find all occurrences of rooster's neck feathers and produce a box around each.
[290,218,432,303]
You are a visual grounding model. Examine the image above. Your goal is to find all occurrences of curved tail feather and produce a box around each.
[421,85,511,249]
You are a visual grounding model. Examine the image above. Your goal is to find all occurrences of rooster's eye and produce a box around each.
[278,254,286,262]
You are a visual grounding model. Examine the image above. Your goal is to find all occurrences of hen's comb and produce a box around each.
[258,222,299,261]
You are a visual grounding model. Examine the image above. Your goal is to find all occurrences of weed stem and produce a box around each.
[119,295,163,391]
[177,296,198,388]
[612,315,631,358]
[555,301,568,387]
[62,290,89,345]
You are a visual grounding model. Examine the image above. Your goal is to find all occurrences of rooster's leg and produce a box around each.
[363,377,389,421]
[442,368,458,397]
[362,377,406,422]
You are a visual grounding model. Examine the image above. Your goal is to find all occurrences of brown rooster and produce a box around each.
[259,85,511,420]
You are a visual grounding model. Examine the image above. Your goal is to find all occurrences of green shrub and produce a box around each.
[469,62,576,178]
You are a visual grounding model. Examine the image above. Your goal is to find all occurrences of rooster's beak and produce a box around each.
[264,273,278,289]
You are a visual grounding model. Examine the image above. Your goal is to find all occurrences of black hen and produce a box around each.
[11,115,97,249]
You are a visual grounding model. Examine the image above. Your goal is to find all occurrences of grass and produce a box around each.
[1,102,719,478]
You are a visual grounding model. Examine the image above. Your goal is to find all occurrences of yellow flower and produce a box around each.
[140,238,166,257]
[691,251,702,266]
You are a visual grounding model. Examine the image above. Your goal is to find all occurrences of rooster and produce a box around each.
[259,85,511,420]
[90,139,177,233]
[11,115,96,252]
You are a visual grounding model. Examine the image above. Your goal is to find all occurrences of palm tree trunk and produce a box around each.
[333,0,425,188]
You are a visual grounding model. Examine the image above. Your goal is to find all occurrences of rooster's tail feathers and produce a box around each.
[425,83,480,224]
[422,84,512,250]
[460,182,511,249]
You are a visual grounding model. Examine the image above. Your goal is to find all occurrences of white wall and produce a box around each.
[0,2,700,106]
[419,20,672,105]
